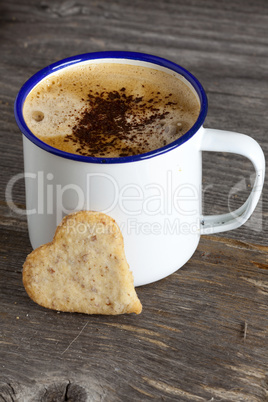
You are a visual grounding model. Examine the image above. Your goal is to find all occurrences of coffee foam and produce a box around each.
[23,62,200,157]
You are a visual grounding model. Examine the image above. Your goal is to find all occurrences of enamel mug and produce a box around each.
[14,51,265,286]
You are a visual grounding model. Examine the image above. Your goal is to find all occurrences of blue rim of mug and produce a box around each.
[14,51,208,164]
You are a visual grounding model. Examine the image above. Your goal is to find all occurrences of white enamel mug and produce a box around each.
[14,51,265,286]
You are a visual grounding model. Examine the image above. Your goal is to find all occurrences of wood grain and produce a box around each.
[0,0,267,400]
[0,227,268,401]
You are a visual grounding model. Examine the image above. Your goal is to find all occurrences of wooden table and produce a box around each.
[1,1,267,400]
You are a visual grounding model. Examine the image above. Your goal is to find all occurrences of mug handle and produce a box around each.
[200,128,265,235]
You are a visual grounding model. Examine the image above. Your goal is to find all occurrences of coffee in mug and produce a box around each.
[22,62,200,157]
[14,52,265,286]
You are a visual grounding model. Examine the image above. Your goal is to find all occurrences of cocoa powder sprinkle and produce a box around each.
[66,88,176,157]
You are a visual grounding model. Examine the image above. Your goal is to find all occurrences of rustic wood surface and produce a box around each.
[0,0,267,401]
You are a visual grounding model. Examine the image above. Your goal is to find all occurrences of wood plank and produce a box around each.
[0,227,267,401]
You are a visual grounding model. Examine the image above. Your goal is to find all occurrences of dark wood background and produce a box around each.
[0,1,267,401]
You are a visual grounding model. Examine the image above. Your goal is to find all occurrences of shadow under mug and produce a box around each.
[14,51,265,286]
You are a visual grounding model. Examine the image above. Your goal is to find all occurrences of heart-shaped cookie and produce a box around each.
[23,211,142,315]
